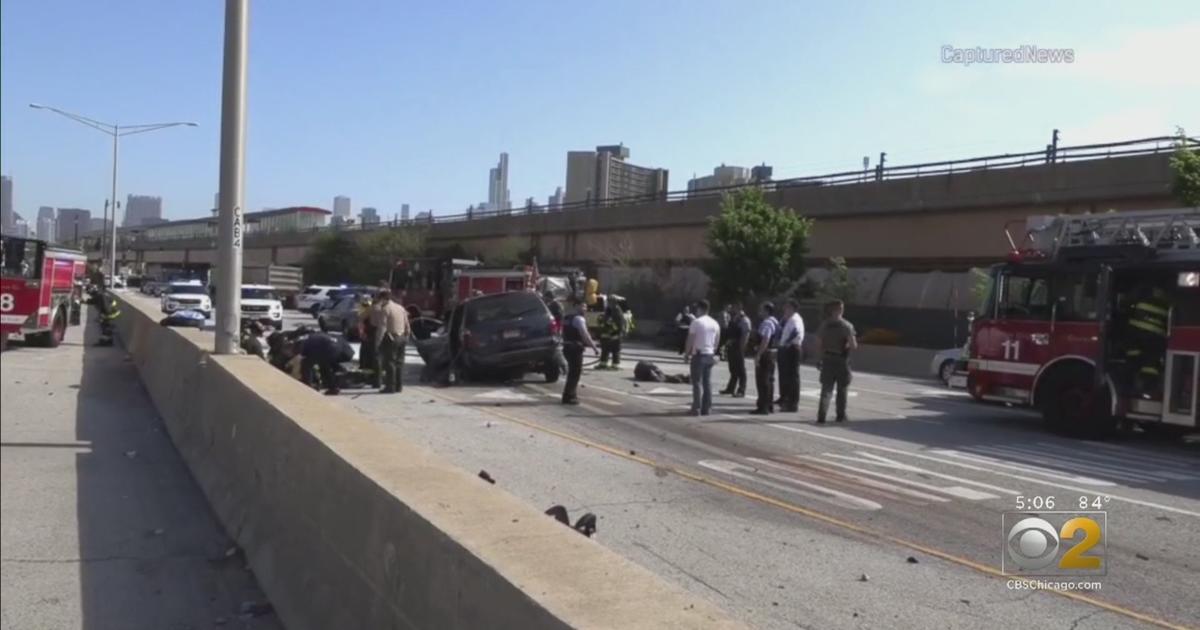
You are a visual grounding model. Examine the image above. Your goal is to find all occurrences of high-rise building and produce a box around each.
[687,164,752,197]
[400,203,410,222]
[751,164,774,182]
[55,208,92,244]
[213,192,220,211]
[487,153,511,212]
[547,186,565,210]
[124,194,164,226]
[36,207,56,242]
[12,212,29,238]
[1,175,13,235]
[333,196,351,218]
[563,145,668,206]
[89,217,110,235]
[360,206,379,226]
[37,206,55,221]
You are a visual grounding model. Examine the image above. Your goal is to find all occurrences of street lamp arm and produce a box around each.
[117,121,199,136]
[28,104,116,135]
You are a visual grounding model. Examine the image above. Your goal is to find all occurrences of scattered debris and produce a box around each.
[124,450,138,459]
[544,505,598,537]
[772,602,779,607]
[478,470,496,484]
[485,421,493,428]
[150,528,165,537]
[654,466,669,478]
[1135,553,1150,561]
[239,601,274,617]
[959,599,970,605]
[852,612,859,618]
[426,399,435,403]
[633,383,640,387]
[511,519,519,523]
[224,546,239,558]
[906,556,919,564]
[858,573,870,582]
[628,450,636,456]
[214,616,228,625]
[1155,516,1172,522]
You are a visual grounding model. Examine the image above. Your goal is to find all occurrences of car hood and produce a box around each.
[166,293,209,301]
[241,299,280,307]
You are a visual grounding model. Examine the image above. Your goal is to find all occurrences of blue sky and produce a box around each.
[2,0,1197,221]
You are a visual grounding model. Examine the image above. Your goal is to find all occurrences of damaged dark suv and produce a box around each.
[419,291,562,383]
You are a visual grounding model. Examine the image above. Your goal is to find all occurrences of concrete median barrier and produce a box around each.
[111,294,742,630]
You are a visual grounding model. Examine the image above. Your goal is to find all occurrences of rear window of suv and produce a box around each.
[464,293,546,326]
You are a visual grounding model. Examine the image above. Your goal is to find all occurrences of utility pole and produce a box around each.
[214,0,249,354]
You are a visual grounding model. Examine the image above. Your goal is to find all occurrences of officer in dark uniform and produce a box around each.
[300,331,355,395]
[720,302,751,397]
[561,297,599,405]
[749,302,780,415]
[815,299,858,424]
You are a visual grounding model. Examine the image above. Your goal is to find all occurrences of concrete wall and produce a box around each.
[112,295,742,630]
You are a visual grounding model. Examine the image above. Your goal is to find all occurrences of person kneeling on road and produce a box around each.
[299,331,355,395]
[561,297,599,406]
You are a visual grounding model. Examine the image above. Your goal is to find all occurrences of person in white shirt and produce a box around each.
[777,299,805,412]
[684,299,722,416]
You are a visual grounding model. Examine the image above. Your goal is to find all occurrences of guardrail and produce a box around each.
[128,135,1197,245]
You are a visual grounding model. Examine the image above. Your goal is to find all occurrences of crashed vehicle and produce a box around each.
[416,291,562,383]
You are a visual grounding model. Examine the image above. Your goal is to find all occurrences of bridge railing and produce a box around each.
[132,135,1197,244]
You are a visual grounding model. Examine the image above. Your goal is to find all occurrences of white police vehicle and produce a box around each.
[161,280,212,318]
[241,284,284,328]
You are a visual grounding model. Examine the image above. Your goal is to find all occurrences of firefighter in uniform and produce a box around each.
[91,288,120,346]
[1124,287,1170,398]
[561,297,599,405]
[596,301,627,370]
[814,299,858,424]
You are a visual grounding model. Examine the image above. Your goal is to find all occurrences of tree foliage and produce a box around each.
[703,187,813,303]
[1170,127,1200,207]
[818,256,859,303]
[302,227,426,285]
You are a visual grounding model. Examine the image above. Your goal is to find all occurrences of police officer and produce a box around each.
[300,331,355,395]
[749,302,780,415]
[720,302,751,398]
[776,299,805,412]
[561,297,599,405]
[814,299,858,424]
[373,289,411,394]
[1124,286,1170,398]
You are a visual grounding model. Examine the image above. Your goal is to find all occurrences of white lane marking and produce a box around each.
[767,424,1200,518]
[1069,441,1200,470]
[471,389,534,401]
[801,390,858,398]
[963,445,1177,483]
[586,383,674,406]
[810,452,1006,500]
[747,457,950,504]
[648,387,685,395]
[698,459,882,511]
[927,449,1118,487]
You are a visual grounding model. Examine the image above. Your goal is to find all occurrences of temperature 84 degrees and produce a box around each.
[1079,495,1112,510]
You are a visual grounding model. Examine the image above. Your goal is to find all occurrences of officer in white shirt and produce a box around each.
[777,299,805,412]
[684,299,722,416]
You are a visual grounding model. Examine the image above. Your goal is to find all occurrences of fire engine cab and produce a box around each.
[967,208,1199,436]
[1,235,88,348]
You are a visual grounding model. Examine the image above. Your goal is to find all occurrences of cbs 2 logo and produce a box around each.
[1006,515,1103,571]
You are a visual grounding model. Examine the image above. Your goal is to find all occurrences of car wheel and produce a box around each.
[544,363,561,384]
[318,317,329,332]
[310,304,321,317]
[938,359,955,385]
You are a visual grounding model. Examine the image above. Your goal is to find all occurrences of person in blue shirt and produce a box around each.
[750,301,780,415]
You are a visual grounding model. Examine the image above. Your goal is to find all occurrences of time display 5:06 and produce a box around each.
[1015,495,1056,510]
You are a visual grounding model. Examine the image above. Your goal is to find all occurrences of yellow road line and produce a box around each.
[426,386,1193,630]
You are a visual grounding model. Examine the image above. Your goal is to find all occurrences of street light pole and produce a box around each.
[28,103,196,282]
[214,0,249,354]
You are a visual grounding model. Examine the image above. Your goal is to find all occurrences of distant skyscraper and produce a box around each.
[564,144,668,205]
[55,208,92,244]
[213,192,220,210]
[687,164,752,197]
[333,196,351,218]
[487,153,511,211]
[37,206,55,221]
[88,217,109,234]
[1,175,13,235]
[547,187,564,210]
[400,203,410,222]
[360,206,379,226]
[124,194,163,226]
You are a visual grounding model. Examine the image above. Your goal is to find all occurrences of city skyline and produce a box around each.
[1,2,1197,220]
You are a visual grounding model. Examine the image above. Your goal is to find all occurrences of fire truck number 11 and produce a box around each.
[1002,338,1022,361]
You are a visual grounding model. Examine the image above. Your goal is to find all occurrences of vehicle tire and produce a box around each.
[1040,364,1114,438]
[1139,422,1190,440]
[938,359,955,386]
[544,363,561,384]
[318,316,329,332]
[343,320,357,341]
[309,304,321,318]
[48,310,66,348]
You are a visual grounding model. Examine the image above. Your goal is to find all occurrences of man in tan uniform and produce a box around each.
[814,299,858,424]
[372,289,411,394]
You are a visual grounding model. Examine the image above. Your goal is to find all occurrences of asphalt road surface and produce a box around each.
[147,298,1200,629]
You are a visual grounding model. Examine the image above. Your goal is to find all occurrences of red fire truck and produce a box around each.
[1,235,88,348]
[966,208,1199,436]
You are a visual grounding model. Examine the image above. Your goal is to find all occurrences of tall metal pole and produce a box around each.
[108,130,119,281]
[100,200,108,265]
[214,0,249,354]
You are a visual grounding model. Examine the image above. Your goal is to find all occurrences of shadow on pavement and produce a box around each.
[74,310,280,629]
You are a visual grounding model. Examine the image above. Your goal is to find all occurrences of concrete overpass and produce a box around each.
[121,147,1182,273]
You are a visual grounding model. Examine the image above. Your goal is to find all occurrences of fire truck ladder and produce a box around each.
[1052,208,1200,260]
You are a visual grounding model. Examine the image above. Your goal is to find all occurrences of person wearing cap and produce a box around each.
[373,289,411,394]
[814,299,858,424]
[561,296,599,405]
[750,301,781,415]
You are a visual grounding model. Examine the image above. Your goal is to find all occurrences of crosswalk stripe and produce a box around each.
[698,459,882,511]
[964,445,1170,483]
